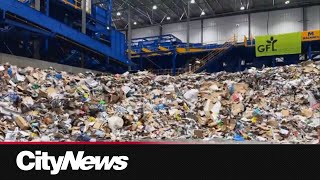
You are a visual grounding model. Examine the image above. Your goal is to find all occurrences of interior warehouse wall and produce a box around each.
[203,14,249,44]
[129,5,320,44]
[189,20,202,43]
[162,22,187,42]
[306,6,320,30]
[132,26,160,38]
[251,8,303,36]
[161,21,202,43]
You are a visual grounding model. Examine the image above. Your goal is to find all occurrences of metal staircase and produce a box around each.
[186,41,235,73]
[152,39,235,75]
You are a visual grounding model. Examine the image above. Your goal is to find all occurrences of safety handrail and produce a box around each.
[188,36,235,73]
[62,0,82,10]
[149,36,236,75]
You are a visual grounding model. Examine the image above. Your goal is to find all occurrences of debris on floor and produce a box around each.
[0,61,319,143]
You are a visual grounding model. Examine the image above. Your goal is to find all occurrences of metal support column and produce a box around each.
[308,44,312,60]
[104,56,110,69]
[45,0,49,56]
[186,1,190,52]
[127,6,132,71]
[139,56,143,70]
[81,0,86,68]
[35,0,40,11]
[45,0,49,16]
[272,57,276,67]
[238,57,242,72]
[172,52,177,76]
[160,25,163,36]
[80,53,85,68]
[33,0,41,58]
[302,7,307,31]
[33,39,41,59]
[23,33,29,56]
[81,0,87,34]
[248,13,251,41]
[125,29,128,41]
[201,19,204,44]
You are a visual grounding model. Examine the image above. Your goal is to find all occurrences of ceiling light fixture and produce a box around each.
[201,11,205,16]
[116,12,121,16]
[285,1,290,4]
[152,5,157,10]
[240,6,245,10]
[133,21,137,25]
[166,16,171,20]
[190,0,196,4]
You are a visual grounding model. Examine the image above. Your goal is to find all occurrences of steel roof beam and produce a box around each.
[203,0,215,14]
[161,0,181,18]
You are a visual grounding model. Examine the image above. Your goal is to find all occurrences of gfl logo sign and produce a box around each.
[257,36,278,52]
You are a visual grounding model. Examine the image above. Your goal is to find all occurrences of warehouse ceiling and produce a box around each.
[111,0,320,30]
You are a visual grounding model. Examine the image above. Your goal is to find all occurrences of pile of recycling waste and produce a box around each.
[0,61,319,143]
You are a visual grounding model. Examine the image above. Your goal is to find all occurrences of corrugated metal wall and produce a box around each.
[162,22,187,42]
[203,14,249,44]
[130,6,320,43]
[306,6,320,30]
[132,26,160,38]
[251,8,303,36]
[189,20,202,43]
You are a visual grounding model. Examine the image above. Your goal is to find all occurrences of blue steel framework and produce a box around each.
[0,0,318,74]
[131,34,320,75]
[130,34,234,75]
[0,0,130,73]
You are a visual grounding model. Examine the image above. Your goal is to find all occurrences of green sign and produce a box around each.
[255,32,302,57]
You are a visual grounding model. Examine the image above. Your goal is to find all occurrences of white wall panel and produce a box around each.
[203,20,218,44]
[162,22,188,42]
[129,6,319,44]
[306,6,320,30]
[268,8,303,34]
[189,20,202,43]
[132,26,160,39]
[203,14,248,44]
[251,8,303,37]
[251,12,268,37]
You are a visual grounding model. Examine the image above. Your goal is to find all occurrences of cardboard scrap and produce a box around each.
[15,116,30,130]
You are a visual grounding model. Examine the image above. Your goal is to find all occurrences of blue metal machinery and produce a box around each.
[129,34,232,75]
[131,33,320,75]
[1,0,318,74]
[0,0,130,73]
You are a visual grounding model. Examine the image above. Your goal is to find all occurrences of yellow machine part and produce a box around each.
[176,48,211,53]
[159,46,170,52]
[142,48,159,56]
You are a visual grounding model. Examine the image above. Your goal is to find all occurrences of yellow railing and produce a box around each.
[150,36,236,75]
[244,34,255,47]
[188,36,235,73]
[63,0,82,10]
[244,36,248,47]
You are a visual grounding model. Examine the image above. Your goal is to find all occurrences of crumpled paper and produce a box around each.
[0,60,319,143]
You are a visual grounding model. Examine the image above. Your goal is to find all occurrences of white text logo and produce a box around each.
[16,151,129,175]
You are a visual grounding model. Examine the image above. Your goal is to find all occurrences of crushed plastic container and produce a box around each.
[233,134,244,141]
[55,73,62,80]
